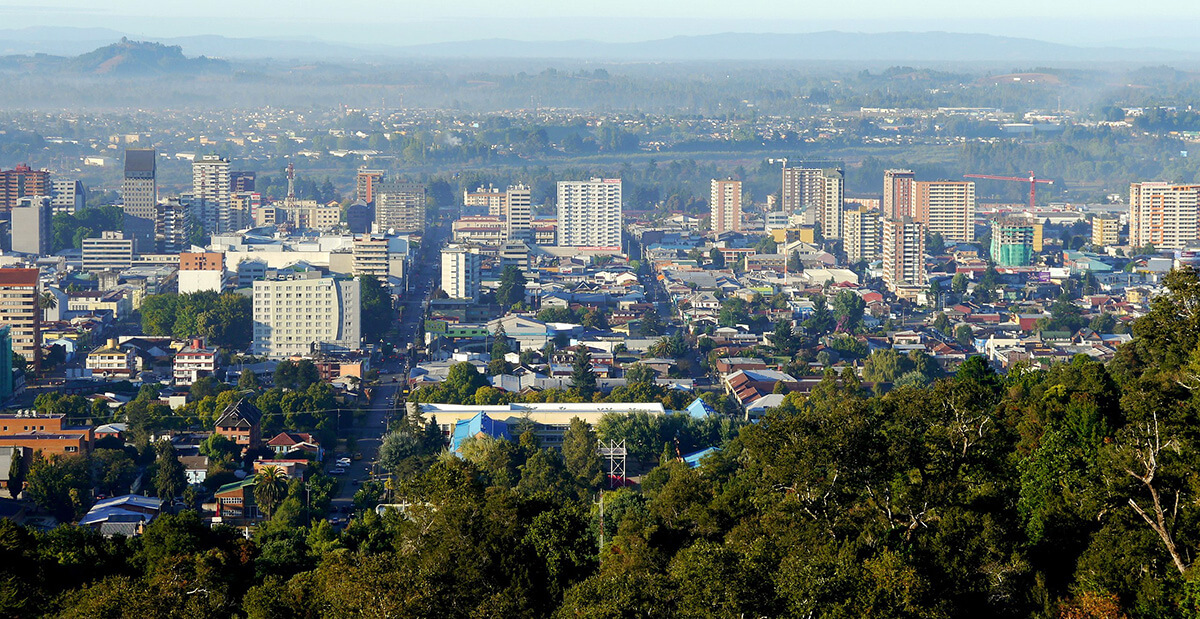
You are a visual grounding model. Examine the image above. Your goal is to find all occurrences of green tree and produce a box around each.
[496,265,528,309]
[562,417,603,489]
[25,453,90,521]
[359,274,392,343]
[571,347,597,400]
[274,359,320,391]
[624,363,657,386]
[154,440,187,500]
[93,448,137,497]
[238,369,262,391]
[253,465,289,519]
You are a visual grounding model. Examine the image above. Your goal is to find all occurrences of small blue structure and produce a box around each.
[450,412,512,452]
[682,447,721,468]
[685,397,716,419]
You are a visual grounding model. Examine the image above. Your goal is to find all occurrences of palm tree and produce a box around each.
[253,465,288,519]
[38,291,56,321]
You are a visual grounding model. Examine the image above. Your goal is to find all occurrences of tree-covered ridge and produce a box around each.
[11,270,1200,616]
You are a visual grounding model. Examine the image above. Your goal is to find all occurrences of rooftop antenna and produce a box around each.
[286,163,296,201]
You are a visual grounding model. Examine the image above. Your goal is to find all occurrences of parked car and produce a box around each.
[330,467,346,475]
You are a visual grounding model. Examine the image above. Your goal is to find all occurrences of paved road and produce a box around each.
[327,223,447,513]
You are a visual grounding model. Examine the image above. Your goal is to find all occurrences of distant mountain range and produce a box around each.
[0,27,1196,64]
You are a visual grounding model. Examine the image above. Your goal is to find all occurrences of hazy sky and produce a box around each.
[2,0,1198,46]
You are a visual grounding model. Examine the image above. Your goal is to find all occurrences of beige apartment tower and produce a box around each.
[843,205,880,263]
[1091,215,1121,248]
[192,154,231,233]
[710,179,742,234]
[1128,182,1200,250]
[781,167,843,238]
[883,169,915,219]
[914,180,975,243]
[882,218,926,295]
[557,178,622,249]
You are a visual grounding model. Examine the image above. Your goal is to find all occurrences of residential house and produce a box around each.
[173,338,218,386]
[214,399,262,451]
[86,338,136,378]
[214,478,259,522]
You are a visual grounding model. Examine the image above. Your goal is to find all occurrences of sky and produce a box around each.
[1,0,1199,47]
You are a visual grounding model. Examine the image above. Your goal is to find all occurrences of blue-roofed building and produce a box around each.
[450,412,512,452]
[682,447,721,468]
[79,494,164,536]
[685,397,716,419]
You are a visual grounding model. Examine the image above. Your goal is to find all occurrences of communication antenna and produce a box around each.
[286,163,296,200]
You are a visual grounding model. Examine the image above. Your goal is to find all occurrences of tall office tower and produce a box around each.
[10,196,51,255]
[375,181,426,232]
[227,192,260,232]
[557,178,623,249]
[883,169,915,219]
[465,185,506,215]
[230,171,256,193]
[50,179,85,214]
[914,180,975,243]
[843,205,880,263]
[0,165,51,212]
[192,155,231,233]
[710,179,743,234]
[0,269,41,369]
[356,168,385,204]
[990,218,1037,267]
[82,232,134,271]
[251,271,361,358]
[1129,182,1200,250]
[882,218,927,295]
[1091,215,1121,247]
[155,198,193,253]
[504,184,533,243]
[441,244,482,302]
[122,148,157,252]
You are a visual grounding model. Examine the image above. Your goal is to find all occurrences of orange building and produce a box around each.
[0,413,94,455]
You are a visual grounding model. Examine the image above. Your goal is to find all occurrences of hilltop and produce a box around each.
[0,38,230,75]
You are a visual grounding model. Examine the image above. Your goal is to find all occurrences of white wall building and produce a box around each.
[252,271,361,358]
[440,244,481,302]
[557,178,622,250]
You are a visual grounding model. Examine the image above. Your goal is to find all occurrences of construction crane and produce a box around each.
[963,171,1053,210]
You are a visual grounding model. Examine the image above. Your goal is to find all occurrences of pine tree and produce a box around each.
[570,347,597,400]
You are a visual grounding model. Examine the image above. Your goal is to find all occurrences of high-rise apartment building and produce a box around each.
[1091,215,1121,247]
[0,269,41,369]
[0,165,50,212]
[782,167,843,237]
[1129,182,1200,250]
[252,271,361,358]
[356,168,385,204]
[353,236,407,280]
[990,219,1037,267]
[557,178,622,250]
[192,155,231,234]
[227,192,260,232]
[155,198,192,254]
[914,180,975,243]
[230,171,256,193]
[710,179,743,234]
[781,167,824,216]
[882,218,927,296]
[883,169,915,219]
[465,185,506,216]
[50,179,85,215]
[504,185,532,243]
[843,205,880,263]
[122,149,157,251]
[10,197,51,256]
[82,232,134,271]
[376,181,426,232]
[441,244,482,302]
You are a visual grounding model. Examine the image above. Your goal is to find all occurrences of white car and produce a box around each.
[336,458,352,466]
